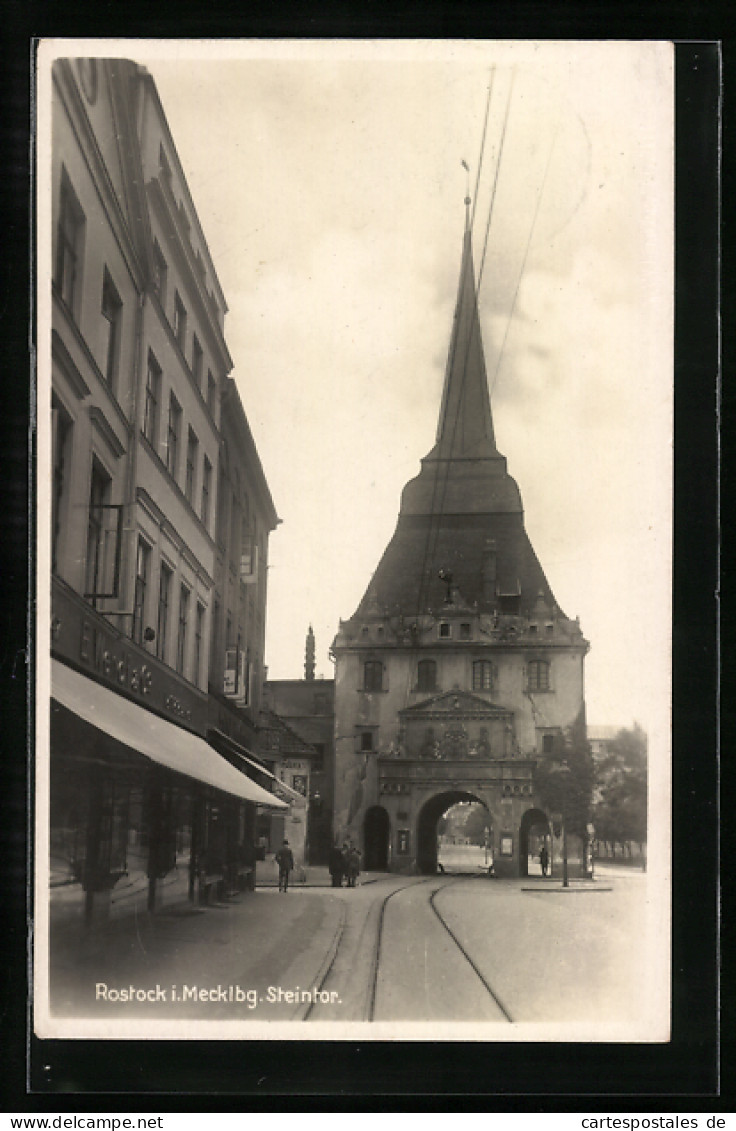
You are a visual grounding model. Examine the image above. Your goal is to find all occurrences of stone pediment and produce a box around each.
[400,690,511,720]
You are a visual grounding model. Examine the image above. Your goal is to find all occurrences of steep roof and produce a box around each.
[350,220,563,621]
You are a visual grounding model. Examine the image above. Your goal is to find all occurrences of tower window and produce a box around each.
[417,659,437,692]
[363,661,383,692]
[527,660,551,692]
[472,660,495,691]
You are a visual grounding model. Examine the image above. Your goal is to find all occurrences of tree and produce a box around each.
[592,723,647,856]
[534,711,595,837]
[462,803,492,844]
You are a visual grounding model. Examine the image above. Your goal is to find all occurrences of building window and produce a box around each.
[100,269,122,388]
[439,622,451,639]
[173,291,187,351]
[363,661,383,692]
[84,460,111,604]
[152,240,167,307]
[546,623,554,636]
[166,394,181,479]
[460,623,471,640]
[177,585,190,676]
[360,731,374,752]
[542,733,555,754]
[472,660,495,691]
[156,563,172,662]
[194,602,205,687]
[55,170,84,313]
[132,538,151,645]
[192,335,203,388]
[201,456,212,528]
[207,370,216,414]
[529,624,538,635]
[311,743,325,771]
[417,659,437,692]
[185,427,198,504]
[527,660,551,692]
[51,400,72,573]
[143,352,161,447]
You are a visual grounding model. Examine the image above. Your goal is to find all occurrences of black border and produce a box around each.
[2,7,722,1110]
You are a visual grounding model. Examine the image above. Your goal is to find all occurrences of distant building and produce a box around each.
[331,212,590,877]
[48,57,285,935]
[264,632,335,864]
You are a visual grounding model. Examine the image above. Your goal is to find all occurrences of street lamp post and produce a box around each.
[559,760,572,888]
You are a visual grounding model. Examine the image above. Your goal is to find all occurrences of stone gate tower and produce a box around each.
[331,214,589,876]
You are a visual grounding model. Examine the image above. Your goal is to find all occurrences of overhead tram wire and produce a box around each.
[488,119,560,401]
[414,71,515,619]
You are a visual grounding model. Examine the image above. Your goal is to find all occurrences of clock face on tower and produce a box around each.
[77,58,98,104]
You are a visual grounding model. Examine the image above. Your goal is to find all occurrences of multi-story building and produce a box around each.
[331,214,590,877]
[47,57,284,937]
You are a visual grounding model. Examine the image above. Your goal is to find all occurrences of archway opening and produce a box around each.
[363,805,390,871]
[417,791,492,875]
[519,807,551,878]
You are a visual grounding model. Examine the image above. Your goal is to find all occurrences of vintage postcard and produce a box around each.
[35,38,673,1044]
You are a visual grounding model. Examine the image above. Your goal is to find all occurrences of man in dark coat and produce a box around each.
[328,843,345,888]
[275,839,295,892]
[539,843,549,877]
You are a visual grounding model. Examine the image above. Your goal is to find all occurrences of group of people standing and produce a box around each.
[328,842,361,888]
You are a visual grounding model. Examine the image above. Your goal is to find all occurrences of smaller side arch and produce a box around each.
[363,805,390,871]
[519,807,550,878]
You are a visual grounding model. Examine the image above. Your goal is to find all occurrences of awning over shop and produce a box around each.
[207,728,278,782]
[51,659,287,810]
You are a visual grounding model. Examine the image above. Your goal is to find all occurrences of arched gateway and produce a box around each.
[330,213,589,874]
[417,790,490,874]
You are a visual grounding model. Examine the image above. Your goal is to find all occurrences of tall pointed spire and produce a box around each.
[304,625,315,681]
[430,218,497,461]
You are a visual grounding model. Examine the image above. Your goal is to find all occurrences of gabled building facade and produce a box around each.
[331,214,589,877]
[48,57,284,938]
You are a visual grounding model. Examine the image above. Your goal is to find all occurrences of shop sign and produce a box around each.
[52,580,205,730]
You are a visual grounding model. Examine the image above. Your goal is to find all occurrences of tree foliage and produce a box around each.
[533,711,596,837]
[592,723,648,849]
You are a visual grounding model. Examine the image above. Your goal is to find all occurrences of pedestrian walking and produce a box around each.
[328,843,345,888]
[539,843,549,877]
[345,846,361,887]
[275,839,295,892]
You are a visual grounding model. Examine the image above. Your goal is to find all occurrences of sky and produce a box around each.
[72,40,674,733]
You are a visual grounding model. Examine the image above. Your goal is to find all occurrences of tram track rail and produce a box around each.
[300,871,514,1023]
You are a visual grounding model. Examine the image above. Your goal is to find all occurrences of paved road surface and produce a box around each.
[46,867,662,1033]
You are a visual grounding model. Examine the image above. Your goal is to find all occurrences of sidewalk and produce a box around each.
[48,881,349,1021]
